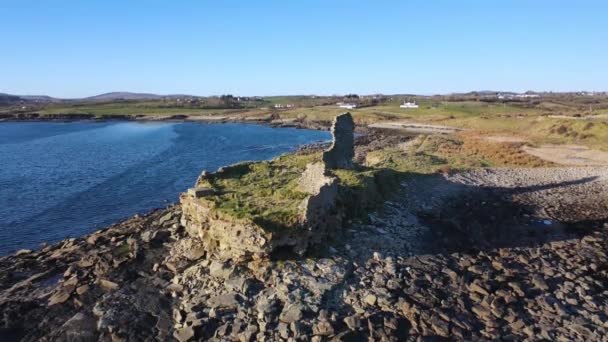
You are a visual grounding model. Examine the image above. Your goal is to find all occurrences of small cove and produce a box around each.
[0,121,330,254]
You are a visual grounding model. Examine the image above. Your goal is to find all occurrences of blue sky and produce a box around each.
[1,0,606,97]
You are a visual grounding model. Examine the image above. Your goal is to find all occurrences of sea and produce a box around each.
[0,121,330,254]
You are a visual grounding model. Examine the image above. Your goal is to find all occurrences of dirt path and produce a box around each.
[483,135,528,143]
[368,121,463,134]
[523,144,608,166]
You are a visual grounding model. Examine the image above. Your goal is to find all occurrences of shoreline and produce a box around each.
[0,112,335,131]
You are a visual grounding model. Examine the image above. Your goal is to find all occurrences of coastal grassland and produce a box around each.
[191,129,555,232]
[434,116,608,151]
[273,98,608,151]
[366,133,554,174]
[356,99,545,119]
[13,96,608,151]
[268,100,545,124]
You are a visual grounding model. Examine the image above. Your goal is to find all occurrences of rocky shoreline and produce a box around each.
[1,158,607,341]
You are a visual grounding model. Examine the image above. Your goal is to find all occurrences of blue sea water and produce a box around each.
[0,121,330,254]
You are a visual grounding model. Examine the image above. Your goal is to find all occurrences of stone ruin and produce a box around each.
[322,112,355,169]
[180,113,354,260]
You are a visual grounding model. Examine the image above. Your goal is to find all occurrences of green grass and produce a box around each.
[194,151,397,232]
[196,153,320,231]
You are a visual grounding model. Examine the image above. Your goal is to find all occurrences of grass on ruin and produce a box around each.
[195,152,395,232]
[196,152,319,230]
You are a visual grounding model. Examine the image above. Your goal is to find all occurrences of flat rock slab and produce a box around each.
[369,121,463,134]
[207,293,240,308]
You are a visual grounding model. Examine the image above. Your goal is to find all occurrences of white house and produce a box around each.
[400,101,419,109]
[338,102,358,109]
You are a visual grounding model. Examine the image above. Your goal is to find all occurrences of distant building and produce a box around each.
[274,104,294,109]
[337,102,358,109]
[498,93,540,100]
[400,101,419,109]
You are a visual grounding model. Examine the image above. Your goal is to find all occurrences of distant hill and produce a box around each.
[0,93,63,105]
[83,92,196,102]
[84,92,165,101]
[0,91,202,107]
[0,93,23,106]
[19,95,63,102]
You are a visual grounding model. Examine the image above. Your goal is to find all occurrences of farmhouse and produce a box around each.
[400,101,419,109]
[337,102,358,109]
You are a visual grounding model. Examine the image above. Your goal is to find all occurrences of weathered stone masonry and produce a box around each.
[180,113,355,260]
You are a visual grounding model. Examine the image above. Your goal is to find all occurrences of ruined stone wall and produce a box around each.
[180,192,270,261]
[322,112,355,169]
[180,188,343,260]
[180,113,356,260]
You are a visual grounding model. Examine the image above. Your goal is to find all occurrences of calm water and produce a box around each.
[0,122,330,254]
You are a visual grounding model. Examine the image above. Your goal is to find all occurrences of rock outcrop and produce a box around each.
[180,163,342,260]
[322,112,355,169]
[180,185,269,261]
[180,114,357,260]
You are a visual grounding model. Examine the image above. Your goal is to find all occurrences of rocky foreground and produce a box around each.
[1,164,607,341]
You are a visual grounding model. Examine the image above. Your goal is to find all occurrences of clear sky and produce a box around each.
[1,0,606,98]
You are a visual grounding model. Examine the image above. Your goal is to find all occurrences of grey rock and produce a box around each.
[158,212,173,226]
[98,279,119,291]
[344,315,361,330]
[322,112,355,169]
[532,275,550,291]
[209,260,232,279]
[57,312,98,341]
[174,326,194,342]
[48,286,75,306]
[280,303,304,323]
[207,293,240,309]
[469,281,490,296]
[278,322,290,339]
[313,320,335,336]
[364,294,377,306]
[226,275,251,293]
